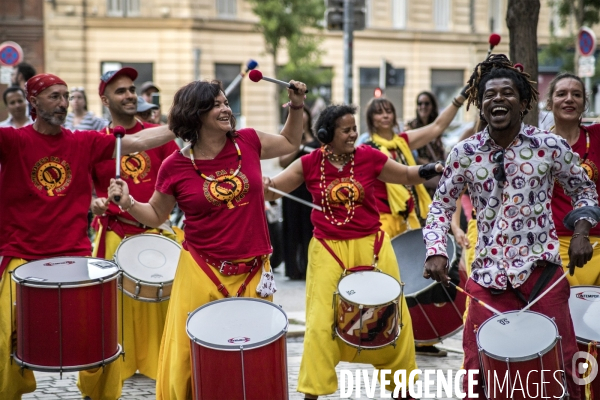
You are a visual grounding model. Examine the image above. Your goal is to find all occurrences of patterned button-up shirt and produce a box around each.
[424,124,598,290]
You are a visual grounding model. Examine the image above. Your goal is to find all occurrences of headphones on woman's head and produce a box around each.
[317,127,333,144]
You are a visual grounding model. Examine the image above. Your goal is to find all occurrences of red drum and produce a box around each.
[334,270,402,350]
[391,228,465,343]
[477,311,566,400]
[11,257,121,372]
[187,298,289,400]
[569,286,600,399]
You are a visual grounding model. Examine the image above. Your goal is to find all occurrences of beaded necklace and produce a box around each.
[190,137,242,182]
[319,147,357,226]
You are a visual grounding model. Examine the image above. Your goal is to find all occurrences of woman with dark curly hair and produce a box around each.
[264,104,443,399]
[109,78,307,399]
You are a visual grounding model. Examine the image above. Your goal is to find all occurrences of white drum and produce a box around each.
[114,234,181,302]
[477,311,565,400]
[186,298,289,400]
[335,271,402,350]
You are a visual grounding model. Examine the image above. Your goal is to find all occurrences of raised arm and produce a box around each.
[108,178,176,228]
[119,125,176,156]
[404,92,466,151]
[256,80,308,160]
[377,159,443,186]
[263,158,306,201]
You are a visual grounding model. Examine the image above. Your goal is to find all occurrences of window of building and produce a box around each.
[431,69,464,110]
[106,0,140,17]
[392,0,406,29]
[216,0,236,18]
[215,63,241,118]
[433,0,451,31]
[358,67,405,134]
[489,0,502,33]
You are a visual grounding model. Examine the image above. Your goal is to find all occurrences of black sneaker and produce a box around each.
[415,344,448,357]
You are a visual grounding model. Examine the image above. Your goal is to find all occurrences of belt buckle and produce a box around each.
[219,261,235,275]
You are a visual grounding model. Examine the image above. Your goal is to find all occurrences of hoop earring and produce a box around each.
[520,110,525,120]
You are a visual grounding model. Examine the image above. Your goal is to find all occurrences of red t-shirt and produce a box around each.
[156,128,271,260]
[371,133,410,214]
[0,125,115,259]
[553,124,600,236]
[92,121,179,224]
[301,144,388,240]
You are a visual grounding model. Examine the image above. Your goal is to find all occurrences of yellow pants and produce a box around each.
[156,249,272,400]
[0,258,36,399]
[559,235,600,286]
[462,218,478,324]
[379,212,420,238]
[297,233,418,397]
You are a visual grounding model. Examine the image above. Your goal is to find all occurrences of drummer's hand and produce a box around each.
[450,224,470,249]
[568,221,594,275]
[423,255,450,286]
[263,176,274,196]
[287,80,308,101]
[91,197,110,216]
[108,178,130,208]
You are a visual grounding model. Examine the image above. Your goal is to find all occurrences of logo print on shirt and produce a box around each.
[31,156,72,196]
[120,152,151,184]
[326,178,365,209]
[203,170,249,209]
[581,159,599,183]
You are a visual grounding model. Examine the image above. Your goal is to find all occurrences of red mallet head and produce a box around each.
[489,33,501,47]
[113,125,126,138]
[514,63,524,72]
[248,70,263,82]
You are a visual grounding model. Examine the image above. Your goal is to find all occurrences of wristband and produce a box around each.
[287,101,304,110]
[119,195,135,212]
[571,233,590,241]
[419,163,443,180]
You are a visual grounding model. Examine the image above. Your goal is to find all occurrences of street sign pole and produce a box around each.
[343,0,354,105]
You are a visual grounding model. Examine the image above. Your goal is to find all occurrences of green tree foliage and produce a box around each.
[248,0,332,105]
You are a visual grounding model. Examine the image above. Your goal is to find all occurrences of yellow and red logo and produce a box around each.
[203,170,249,209]
[581,159,599,183]
[120,152,151,184]
[326,178,364,209]
[31,156,72,196]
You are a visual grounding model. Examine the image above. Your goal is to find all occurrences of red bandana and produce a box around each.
[25,74,68,121]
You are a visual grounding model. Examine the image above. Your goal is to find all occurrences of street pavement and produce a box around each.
[21,265,465,400]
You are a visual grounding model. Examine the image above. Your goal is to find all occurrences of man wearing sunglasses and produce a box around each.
[0,73,176,399]
[422,54,600,400]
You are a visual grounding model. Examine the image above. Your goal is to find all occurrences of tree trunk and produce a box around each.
[506,0,540,127]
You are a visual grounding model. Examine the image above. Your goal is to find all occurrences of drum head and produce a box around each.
[569,286,600,342]
[477,310,557,361]
[186,298,288,351]
[114,234,181,283]
[337,271,401,305]
[12,257,119,285]
[391,228,456,296]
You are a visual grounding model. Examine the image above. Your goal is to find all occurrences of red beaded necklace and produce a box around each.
[319,146,357,226]
[189,137,242,182]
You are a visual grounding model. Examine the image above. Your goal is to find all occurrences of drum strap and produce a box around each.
[317,230,385,271]
[186,245,261,298]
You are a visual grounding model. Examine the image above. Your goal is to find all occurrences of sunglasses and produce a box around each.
[492,150,506,182]
[417,101,431,106]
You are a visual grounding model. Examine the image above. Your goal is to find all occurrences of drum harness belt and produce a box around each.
[186,244,261,298]
[316,230,385,273]
[491,261,560,306]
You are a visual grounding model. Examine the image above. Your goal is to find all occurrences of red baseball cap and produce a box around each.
[98,67,138,96]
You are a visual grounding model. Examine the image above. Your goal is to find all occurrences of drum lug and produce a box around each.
[134,281,141,298]
[157,283,163,300]
[332,292,338,340]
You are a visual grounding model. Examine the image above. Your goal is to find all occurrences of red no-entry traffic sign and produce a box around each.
[0,41,24,67]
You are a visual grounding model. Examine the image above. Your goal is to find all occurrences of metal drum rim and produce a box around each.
[476,310,559,362]
[186,298,289,351]
[335,327,401,350]
[12,344,122,372]
[336,270,402,306]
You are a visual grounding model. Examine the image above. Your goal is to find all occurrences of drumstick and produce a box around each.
[517,270,568,316]
[113,126,126,202]
[449,282,503,315]
[248,70,307,94]
[487,33,501,57]
[267,186,322,211]
[224,59,258,96]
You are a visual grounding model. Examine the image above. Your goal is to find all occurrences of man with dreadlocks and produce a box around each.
[422,54,600,399]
